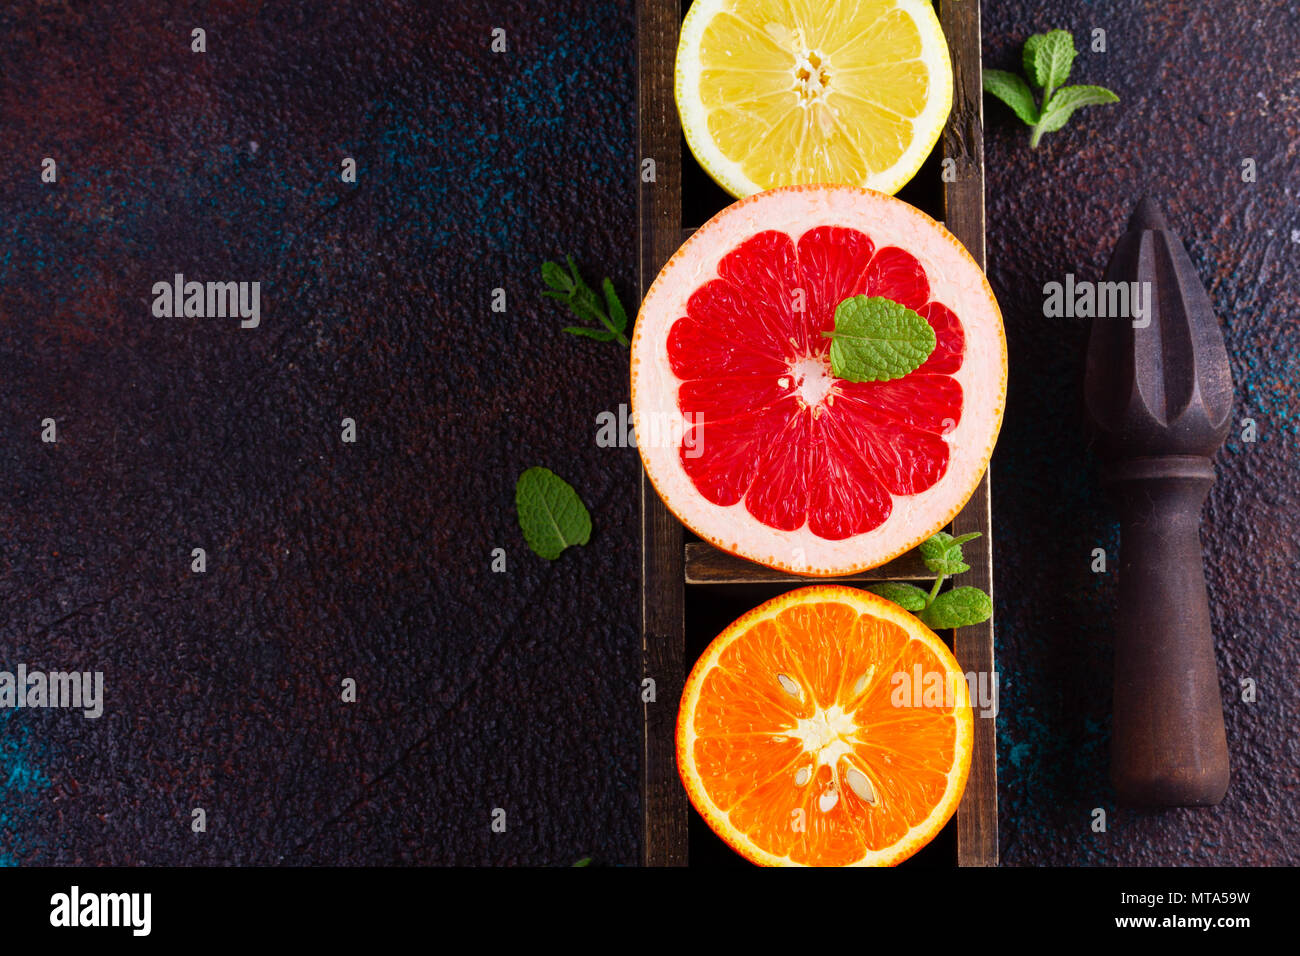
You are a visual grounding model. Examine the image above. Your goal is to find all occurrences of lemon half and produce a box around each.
[676,0,953,198]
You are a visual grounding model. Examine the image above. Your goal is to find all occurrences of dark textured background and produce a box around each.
[0,0,639,865]
[0,0,1296,866]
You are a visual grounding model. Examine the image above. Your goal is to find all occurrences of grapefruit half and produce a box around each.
[631,185,1006,576]
[677,585,974,866]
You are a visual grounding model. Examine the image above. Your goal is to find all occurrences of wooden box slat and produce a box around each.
[685,541,937,585]
[638,0,997,867]
[951,474,998,866]
[938,0,998,868]
[637,0,689,868]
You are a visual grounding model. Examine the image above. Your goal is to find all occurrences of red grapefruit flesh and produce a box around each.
[631,185,1006,576]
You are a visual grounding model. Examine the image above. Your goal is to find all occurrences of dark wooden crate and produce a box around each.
[637,0,997,867]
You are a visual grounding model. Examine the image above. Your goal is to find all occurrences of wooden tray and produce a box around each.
[637,0,997,867]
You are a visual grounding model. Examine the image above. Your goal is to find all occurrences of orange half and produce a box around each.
[677,585,973,866]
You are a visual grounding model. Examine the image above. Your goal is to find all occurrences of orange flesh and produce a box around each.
[680,590,970,866]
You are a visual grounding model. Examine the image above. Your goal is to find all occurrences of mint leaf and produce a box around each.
[823,295,935,383]
[1022,33,1048,88]
[516,467,592,560]
[542,260,574,293]
[1034,29,1076,98]
[918,533,952,562]
[1037,84,1119,134]
[559,295,608,328]
[983,69,1039,125]
[919,531,980,576]
[566,255,602,312]
[563,326,617,341]
[924,551,969,576]
[919,587,993,630]
[572,857,592,867]
[602,277,628,334]
[865,582,930,612]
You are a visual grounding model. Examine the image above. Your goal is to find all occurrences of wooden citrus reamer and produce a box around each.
[1084,198,1234,806]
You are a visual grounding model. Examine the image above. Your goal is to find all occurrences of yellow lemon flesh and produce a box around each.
[676,0,953,198]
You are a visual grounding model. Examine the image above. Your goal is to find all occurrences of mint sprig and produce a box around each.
[541,256,630,347]
[983,29,1118,148]
[822,295,935,383]
[866,532,992,630]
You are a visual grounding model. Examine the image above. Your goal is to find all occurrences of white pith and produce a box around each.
[675,0,955,199]
[783,704,857,768]
[789,355,834,408]
[791,46,831,106]
[630,185,1007,576]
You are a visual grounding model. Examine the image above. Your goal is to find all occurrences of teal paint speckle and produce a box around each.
[0,712,52,866]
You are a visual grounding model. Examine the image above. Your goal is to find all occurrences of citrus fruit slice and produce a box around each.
[677,585,973,866]
[675,0,953,198]
[631,185,1006,576]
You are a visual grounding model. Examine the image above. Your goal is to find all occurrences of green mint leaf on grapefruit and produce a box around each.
[865,582,930,612]
[982,69,1039,125]
[918,587,993,630]
[515,467,592,560]
[823,295,935,383]
[539,256,630,347]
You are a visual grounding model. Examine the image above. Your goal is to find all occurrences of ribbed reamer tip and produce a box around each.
[1129,196,1168,234]
[1084,197,1234,459]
